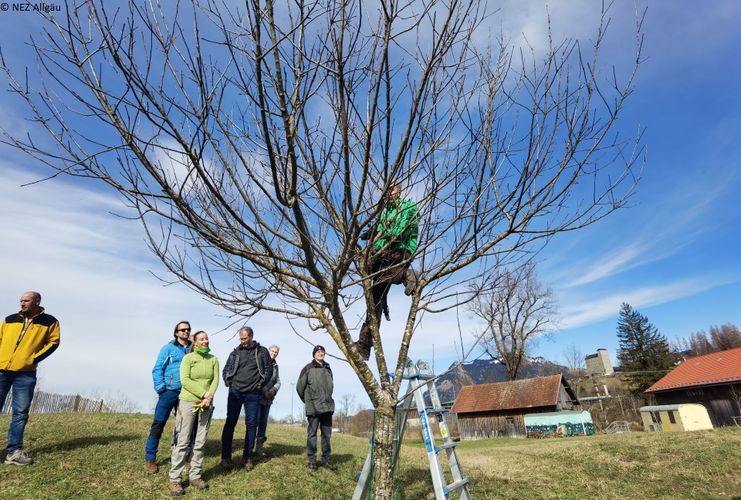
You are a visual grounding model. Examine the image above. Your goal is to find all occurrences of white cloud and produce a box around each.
[558,274,741,330]
[551,159,738,289]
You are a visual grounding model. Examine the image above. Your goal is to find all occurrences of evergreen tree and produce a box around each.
[616,303,674,393]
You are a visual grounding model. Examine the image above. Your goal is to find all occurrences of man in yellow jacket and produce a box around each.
[0,291,61,466]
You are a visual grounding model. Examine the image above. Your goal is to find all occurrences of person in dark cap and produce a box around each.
[296,345,336,472]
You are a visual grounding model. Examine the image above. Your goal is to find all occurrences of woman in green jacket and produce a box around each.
[168,331,219,496]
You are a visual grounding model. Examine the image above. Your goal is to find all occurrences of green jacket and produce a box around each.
[296,360,334,416]
[373,198,419,253]
[179,350,219,402]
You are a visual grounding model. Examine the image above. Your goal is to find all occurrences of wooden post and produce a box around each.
[72,394,81,412]
[30,390,40,413]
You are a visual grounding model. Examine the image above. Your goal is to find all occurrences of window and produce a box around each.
[651,411,662,424]
[668,410,676,424]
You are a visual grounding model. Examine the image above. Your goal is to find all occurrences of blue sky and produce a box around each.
[0,1,740,419]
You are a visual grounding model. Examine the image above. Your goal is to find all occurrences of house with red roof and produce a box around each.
[646,347,741,427]
[450,374,578,439]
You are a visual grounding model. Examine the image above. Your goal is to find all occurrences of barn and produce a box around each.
[645,347,741,427]
[450,374,579,439]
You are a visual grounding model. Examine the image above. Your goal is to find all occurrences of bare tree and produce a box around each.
[92,390,140,414]
[1,1,643,496]
[708,324,741,352]
[563,344,586,378]
[337,392,356,432]
[674,324,741,356]
[470,263,557,380]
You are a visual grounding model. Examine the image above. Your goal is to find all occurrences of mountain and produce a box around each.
[435,356,569,403]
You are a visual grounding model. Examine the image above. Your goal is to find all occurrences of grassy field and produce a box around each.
[0,413,739,499]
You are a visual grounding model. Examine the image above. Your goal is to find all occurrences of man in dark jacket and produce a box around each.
[220,326,273,471]
[296,345,336,472]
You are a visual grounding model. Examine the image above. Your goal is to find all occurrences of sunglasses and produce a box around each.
[177,328,191,332]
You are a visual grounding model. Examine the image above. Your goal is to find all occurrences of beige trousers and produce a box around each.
[169,400,213,481]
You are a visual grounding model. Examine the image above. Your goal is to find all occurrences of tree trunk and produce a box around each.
[371,398,397,499]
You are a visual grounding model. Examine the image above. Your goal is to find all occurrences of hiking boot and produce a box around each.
[220,458,233,470]
[308,461,318,473]
[353,341,371,361]
[5,449,33,466]
[255,436,266,457]
[243,458,255,472]
[145,460,159,474]
[321,459,337,472]
[383,305,391,322]
[168,481,185,497]
[190,477,209,490]
[403,268,418,296]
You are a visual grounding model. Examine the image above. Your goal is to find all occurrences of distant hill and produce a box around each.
[435,356,569,403]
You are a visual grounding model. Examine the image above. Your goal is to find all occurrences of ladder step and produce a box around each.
[423,407,448,414]
[434,442,458,453]
[445,478,470,495]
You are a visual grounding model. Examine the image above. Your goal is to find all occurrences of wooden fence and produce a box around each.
[1,390,112,414]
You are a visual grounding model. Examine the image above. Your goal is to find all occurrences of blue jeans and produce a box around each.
[144,389,180,461]
[220,387,260,460]
[257,403,272,439]
[0,370,37,455]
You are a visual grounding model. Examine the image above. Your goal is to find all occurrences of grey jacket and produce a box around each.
[296,359,334,416]
[259,361,280,406]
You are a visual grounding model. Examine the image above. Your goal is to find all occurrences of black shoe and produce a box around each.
[321,460,337,472]
[308,461,318,473]
[353,341,370,361]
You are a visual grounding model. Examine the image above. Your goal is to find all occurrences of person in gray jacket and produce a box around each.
[220,326,273,472]
[296,345,336,472]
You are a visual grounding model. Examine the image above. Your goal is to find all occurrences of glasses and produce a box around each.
[177,328,191,332]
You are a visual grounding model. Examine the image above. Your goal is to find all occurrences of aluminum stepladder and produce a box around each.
[352,359,472,500]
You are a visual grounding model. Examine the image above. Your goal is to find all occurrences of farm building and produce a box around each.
[450,374,579,439]
[639,404,713,432]
[645,347,741,427]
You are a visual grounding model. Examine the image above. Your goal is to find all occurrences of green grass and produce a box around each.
[0,413,739,499]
